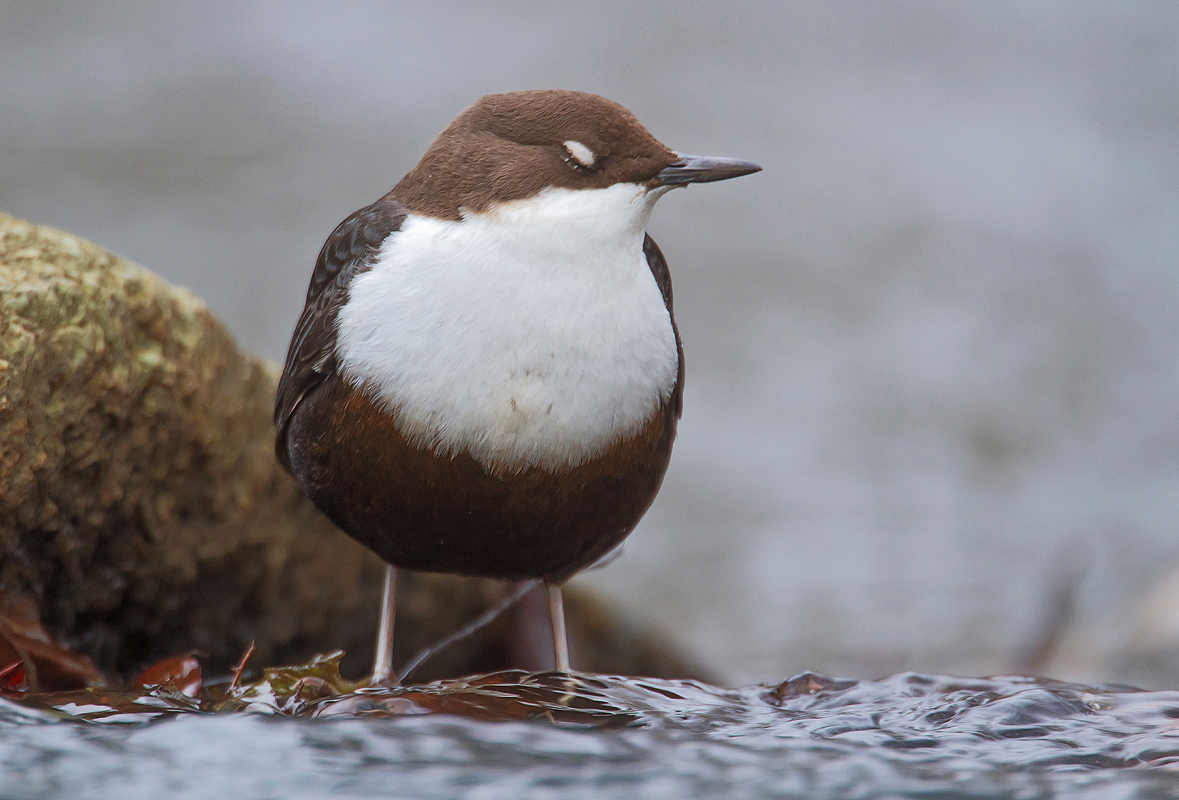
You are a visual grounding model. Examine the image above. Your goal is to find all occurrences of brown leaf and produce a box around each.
[0,661,26,694]
[0,591,104,691]
[134,654,202,698]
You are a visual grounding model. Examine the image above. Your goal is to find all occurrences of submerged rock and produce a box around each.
[0,212,704,681]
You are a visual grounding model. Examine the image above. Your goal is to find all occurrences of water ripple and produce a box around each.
[3,671,1179,798]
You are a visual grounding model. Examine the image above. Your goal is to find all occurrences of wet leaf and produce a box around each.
[211,651,363,715]
[256,650,360,696]
[19,687,199,723]
[0,591,103,692]
[0,661,26,693]
[134,654,202,698]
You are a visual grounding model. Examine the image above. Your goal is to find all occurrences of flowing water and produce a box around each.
[6,671,1179,799]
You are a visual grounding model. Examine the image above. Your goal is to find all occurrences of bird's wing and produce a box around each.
[274,195,408,471]
[643,234,684,420]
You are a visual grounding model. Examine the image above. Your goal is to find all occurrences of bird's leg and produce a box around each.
[545,579,571,672]
[370,564,400,686]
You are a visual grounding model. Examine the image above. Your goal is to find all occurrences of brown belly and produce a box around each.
[284,377,677,581]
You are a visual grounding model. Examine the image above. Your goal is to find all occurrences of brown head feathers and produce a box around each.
[392,90,679,220]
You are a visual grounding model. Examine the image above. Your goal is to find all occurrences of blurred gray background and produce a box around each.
[3,1,1178,687]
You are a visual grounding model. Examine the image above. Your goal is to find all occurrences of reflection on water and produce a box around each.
[5,671,1179,799]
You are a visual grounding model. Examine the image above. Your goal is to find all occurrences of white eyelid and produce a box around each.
[563,140,595,168]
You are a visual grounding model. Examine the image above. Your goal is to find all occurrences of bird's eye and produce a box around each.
[562,140,596,171]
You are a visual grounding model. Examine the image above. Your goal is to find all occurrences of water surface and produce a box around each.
[7,670,1179,799]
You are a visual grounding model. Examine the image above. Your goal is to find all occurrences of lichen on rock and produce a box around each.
[0,211,370,674]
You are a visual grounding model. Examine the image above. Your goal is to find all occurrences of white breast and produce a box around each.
[335,182,680,473]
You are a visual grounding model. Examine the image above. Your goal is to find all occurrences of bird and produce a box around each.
[274,90,760,683]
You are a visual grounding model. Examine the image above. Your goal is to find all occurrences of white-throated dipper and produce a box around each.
[274,90,760,683]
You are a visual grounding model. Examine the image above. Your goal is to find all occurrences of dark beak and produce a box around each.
[657,152,762,186]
